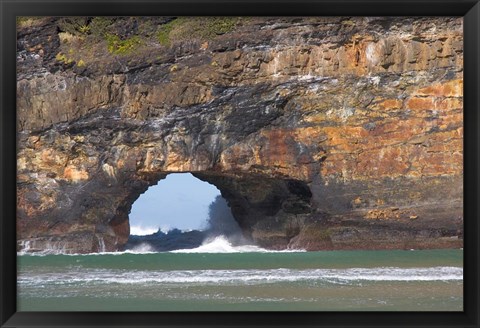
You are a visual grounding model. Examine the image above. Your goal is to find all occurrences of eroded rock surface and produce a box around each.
[16,17,463,253]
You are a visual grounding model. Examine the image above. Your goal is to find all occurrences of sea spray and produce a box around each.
[18,240,32,254]
[129,225,162,236]
[171,236,304,253]
[17,238,69,255]
[129,243,155,253]
[126,196,260,253]
[96,235,106,253]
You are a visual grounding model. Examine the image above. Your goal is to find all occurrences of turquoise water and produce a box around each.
[17,248,463,311]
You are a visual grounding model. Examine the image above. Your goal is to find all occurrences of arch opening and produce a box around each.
[124,173,246,252]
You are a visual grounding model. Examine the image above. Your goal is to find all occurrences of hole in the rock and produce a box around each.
[125,173,245,252]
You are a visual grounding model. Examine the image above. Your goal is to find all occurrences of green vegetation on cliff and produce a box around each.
[47,16,241,61]
[58,17,91,36]
[158,17,240,46]
[105,34,142,55]
[17,16,45,28]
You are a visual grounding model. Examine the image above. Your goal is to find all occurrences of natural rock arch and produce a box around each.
[126,171,314,249]
[17,92,319,253]
[17,16,463,253]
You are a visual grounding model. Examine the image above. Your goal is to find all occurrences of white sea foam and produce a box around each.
[127,243,155,253]
[18,266,463,287]
[97,236,106,253]
[171,236,304,253]
[130,225,169,236]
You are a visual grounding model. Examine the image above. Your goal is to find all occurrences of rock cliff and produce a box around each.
[16,16,463,253]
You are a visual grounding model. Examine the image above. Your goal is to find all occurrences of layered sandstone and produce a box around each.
[16,17,463,253]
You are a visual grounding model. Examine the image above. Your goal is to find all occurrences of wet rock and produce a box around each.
[16,17,463,253]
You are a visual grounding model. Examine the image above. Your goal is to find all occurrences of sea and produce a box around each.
[17,236,463,311]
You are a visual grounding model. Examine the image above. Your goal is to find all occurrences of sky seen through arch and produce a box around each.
[129,173,221,235]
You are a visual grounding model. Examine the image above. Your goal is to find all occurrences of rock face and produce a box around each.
[16,17,463,253]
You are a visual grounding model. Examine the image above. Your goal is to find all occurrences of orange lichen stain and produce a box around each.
[406,97,435,111]
[39,194,57,211]
[377,99,403,110]
[321,154,344,177]
[319,106,462,180]
[356,147,410,177]
[165,151,191,172]
[322,126,368,151]
[28,135,42,149]
[17,192,43,217]
[339,35,373,75]
[63,165,89,182]
[353,197,363,205]
[200,41,209,51]
[35,149,69,175]
[415,79,463,97]
[303,113,327,124]
[40,149,55,164]
[364,208,400,220]
[252,147,262,165]
[419,152,462,175]
[293,127,325,144]
[435,98,463,111]
[438,108,463,120]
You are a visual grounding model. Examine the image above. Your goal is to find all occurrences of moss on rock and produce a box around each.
[157,17,240,46]
[105,34,142,55]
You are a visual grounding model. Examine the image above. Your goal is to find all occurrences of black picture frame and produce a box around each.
[1,0,479,327]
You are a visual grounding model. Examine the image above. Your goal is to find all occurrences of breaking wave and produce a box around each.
[18,235,303,256]
[171,236,303,253]
[18,266,463,287]
[130,225,166,236]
